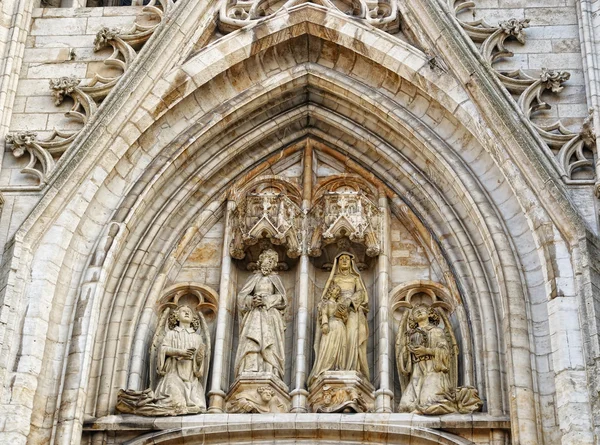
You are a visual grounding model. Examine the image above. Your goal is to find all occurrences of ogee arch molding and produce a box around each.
[0,3,592,445]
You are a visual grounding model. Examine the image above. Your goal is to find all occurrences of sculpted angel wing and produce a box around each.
[149,306,171,390]
[436,308,459,389]
[196,311,212,389]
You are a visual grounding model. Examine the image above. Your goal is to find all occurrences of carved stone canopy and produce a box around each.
[230,175,384,262]
[308,180,382,258]
[230,179,303,261]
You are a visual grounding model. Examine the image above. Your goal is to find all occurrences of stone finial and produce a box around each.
[540,68,571,93]
[49,76,81,106]
[6,131,38,157]
[498,18,530,44]
[94,27,121,51]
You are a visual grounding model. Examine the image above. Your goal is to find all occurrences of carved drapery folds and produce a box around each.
[308,181,382,258]
[218,0,399,34]
[229,180,303,260]
[116,284,218,416]
[391,281,482,415]
[448,0,597,184]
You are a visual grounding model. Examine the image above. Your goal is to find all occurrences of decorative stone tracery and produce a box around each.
[229,179,303,260]
[308,179,382,258]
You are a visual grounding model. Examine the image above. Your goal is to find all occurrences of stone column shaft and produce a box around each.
[208,199,236,412]
[375,191,393,412]
[290,142,313,412]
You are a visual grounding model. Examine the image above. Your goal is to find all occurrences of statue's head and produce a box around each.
[408,304,440,328]
[338,253,352,271]
[257,386,275,402]
[326,284,342,300]
[258,249,278,275]
[168,305,201,330]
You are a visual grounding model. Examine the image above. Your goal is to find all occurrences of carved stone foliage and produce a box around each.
[219,0,399,34]
[448,0,597,184]
[308,181,382,258]
[308,371,375,413]
[392,281,482,415]
[5,0,170,185]
[230,180,303,260]
[115,284,217,416]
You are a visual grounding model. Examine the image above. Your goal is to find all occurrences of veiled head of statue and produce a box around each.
[258,249,278,275]
[168,305,201,330]
[408,303,440,329]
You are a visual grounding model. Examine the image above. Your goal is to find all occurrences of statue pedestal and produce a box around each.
[308,370,375,413]
[225,372,291,413]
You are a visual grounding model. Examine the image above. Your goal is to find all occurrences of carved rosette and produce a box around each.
[230,191,303,260]
[308,190,382,258]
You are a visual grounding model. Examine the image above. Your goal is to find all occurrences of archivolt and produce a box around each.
[5,7,576,445]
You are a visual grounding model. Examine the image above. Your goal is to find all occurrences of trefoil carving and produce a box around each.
[6,0,174,184]
[449,0,596,183]
[219,0,399,34]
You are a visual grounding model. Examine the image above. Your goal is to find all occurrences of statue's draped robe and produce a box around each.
[398,324,454,414]
[234,272,287,379]
[116,326,206,415]
[308,297,349,384]
[154,327,207,413]
[319,252,370,381]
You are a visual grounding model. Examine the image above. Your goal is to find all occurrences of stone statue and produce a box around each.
[396,303,482,415]
[306,252,374,413]
[116,304,211,416]
[323,252,370,379]
[308,283,350,384]
[234,248,287,379]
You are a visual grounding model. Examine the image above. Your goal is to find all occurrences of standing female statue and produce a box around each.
[396,303,482,415]
[320,252,370,380]
[308,284,350,384]
[234,249,287,380]
[116,304,211,416]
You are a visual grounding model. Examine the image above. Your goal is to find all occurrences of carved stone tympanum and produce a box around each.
[226,249,291,413]
[396,302,483,415]
[307,252,373,413]
[116,292,215,416]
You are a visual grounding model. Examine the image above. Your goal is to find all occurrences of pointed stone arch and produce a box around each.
[0,1,594,445]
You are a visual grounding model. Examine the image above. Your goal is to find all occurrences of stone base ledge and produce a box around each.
[83,412,510,432]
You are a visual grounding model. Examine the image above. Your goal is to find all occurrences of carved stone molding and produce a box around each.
[230,179,303,260]
[5,0,172,184]
[218,0,399,34]
[308,180,382,258]
[448,0,596,184]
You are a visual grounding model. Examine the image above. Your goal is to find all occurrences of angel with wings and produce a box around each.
[396,303,482,415]
[117,304,211,416]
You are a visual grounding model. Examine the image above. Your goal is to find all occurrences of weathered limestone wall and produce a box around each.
[0,0,598,444]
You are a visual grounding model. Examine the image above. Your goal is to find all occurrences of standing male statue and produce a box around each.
[234,249,287,380]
